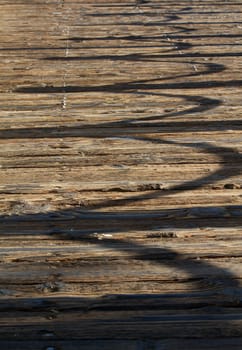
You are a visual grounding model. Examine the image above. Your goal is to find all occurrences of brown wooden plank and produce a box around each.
[1,0,242,345]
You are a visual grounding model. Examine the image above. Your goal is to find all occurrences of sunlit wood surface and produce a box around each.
[1,0,242,348]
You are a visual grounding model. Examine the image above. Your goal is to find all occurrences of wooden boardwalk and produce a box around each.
[1,0,242,348]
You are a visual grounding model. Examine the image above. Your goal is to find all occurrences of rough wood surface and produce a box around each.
[1,0,242,348]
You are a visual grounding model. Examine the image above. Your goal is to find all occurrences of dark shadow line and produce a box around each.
[43,52,242,62]
[15,79,242,94]
[73,21,242,27]
[64,34,242,42]
[87,11,242,17]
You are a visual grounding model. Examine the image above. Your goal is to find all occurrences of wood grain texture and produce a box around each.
[1,0,242,348]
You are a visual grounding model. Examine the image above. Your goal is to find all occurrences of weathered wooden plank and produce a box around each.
[0,189,241,215]
[1,0,242,345]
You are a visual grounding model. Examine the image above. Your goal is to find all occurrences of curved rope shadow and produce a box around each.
[2,9,242,336]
